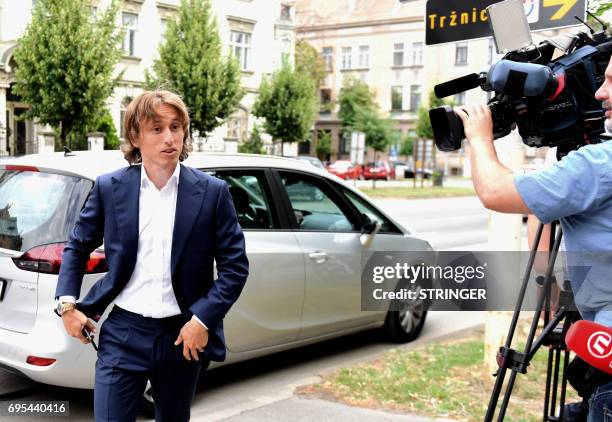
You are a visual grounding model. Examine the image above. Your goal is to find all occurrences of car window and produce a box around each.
[0,169,92,252]
[342,188,401,234]
[280,172,356,232]
[211,170,276,230]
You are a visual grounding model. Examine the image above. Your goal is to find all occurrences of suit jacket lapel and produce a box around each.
[171,165,207,276]
[110,165,141,276]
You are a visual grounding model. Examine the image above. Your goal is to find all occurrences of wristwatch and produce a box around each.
[56,302,76,316]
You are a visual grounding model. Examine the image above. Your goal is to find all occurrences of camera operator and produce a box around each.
[455,54,612,421]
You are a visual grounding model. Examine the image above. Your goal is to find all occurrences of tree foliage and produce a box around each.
[295,39,326,91]
[96,109,121,150]
[316,130,332,160]
[13,0,122,148]
[337,76,377,130]
[400,134,416,158]
[238,125,266,154]
[253,63,317,144]
[354,108,393,153]
[149,0,244,137]
[416,90,449,139]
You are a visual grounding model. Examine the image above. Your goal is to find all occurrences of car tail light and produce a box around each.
[26,356,56,366]
[13,242,108,275]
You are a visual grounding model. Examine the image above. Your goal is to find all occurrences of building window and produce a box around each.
[393,43,404,66]
[230,30,252,71]
[320,89,332,113]
[391,86,403,111]
[409,85,421,111]
[411,42,423,66]
[454,92,466,105]
[455,42,468,66]
[281,38,291,65]
[160,18,168,44]
[122,12,138,56]
[322,47,333,71]
[280,4,292,21]
[339,132,350,154]
[341,47,352,70]
[358,45,369,68]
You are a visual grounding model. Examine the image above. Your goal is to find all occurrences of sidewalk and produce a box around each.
[218,396,452,422]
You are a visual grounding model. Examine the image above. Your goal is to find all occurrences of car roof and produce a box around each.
[0,150,412,235]
[1,150,321,180]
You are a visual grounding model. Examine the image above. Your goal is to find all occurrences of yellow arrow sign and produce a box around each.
[542,0,578,20]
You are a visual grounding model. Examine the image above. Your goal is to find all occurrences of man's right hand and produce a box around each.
[61,310,96,344]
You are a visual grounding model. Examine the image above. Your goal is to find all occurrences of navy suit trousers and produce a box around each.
[94,306,208,422]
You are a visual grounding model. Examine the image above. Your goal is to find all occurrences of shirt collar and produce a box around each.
[140,162,181,190]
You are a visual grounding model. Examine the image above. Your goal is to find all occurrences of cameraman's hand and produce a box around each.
[454,105,493,146]
[61,309,96,345]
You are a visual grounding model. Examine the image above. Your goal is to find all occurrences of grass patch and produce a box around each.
[297,327,579,421]
[358,186,475,199]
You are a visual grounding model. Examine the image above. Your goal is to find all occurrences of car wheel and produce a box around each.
[383,280,429,343]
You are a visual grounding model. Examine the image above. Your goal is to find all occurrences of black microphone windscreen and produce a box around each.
[434,74,481,99]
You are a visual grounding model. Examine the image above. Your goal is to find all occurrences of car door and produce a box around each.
[207,169,305,352]
[275,170,368,339]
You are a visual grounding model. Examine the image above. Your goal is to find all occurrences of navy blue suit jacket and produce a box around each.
[55,164,249,362]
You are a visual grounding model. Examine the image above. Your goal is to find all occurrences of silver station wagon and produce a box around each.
[0,150,434,412]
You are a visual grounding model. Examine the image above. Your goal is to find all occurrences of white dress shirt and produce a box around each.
[60,163,206,329]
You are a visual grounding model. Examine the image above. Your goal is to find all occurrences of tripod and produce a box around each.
[484,221,580,421]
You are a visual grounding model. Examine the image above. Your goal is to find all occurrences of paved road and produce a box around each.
[374,196,494,251]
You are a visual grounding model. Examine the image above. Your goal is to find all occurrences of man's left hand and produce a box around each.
[175,320,209,361]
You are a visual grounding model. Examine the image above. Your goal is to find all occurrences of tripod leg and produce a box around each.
[497,370,519,422]
[485,367,507,422]
[545,348,554,421]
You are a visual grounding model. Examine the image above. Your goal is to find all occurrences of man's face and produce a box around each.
[595,56,612,124]
[131,104,184,169]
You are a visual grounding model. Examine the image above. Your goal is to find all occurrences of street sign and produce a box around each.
[425,0,586,45]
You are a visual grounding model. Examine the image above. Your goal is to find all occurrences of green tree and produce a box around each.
[149,0,244,137]
[238,125,266,154]
[96,109,121,150]
[400,134,416,159]
[295,39,326,91]
[337,76,377,130]
[253,63,317,146]
[354,108,393,157]
[316,130,332,160]
[416,90,448,139]
[588,0,612,17]
[13,0,122,149]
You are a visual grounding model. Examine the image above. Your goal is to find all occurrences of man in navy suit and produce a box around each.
[55,90,249,421]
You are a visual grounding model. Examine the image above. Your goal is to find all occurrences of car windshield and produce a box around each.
[330,161,351,169]
[0,169,92,252]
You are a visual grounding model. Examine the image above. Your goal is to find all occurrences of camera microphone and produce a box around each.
[434,73,483,99]
[565,320,612,374]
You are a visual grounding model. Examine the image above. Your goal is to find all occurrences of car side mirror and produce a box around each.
[360,213,381,235]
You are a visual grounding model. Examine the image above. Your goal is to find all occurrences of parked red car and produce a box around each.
[363,161,395,181]
[326,160,362,180]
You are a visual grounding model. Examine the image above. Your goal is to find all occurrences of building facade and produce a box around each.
[0,0,295,157]
[296,0,426,163]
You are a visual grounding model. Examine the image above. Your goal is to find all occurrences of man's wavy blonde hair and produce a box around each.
[121,90,192,164]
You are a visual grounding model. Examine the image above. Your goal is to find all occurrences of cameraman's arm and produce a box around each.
[455,105,531,214]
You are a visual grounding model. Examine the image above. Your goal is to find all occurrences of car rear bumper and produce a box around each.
[0,315,96,389]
